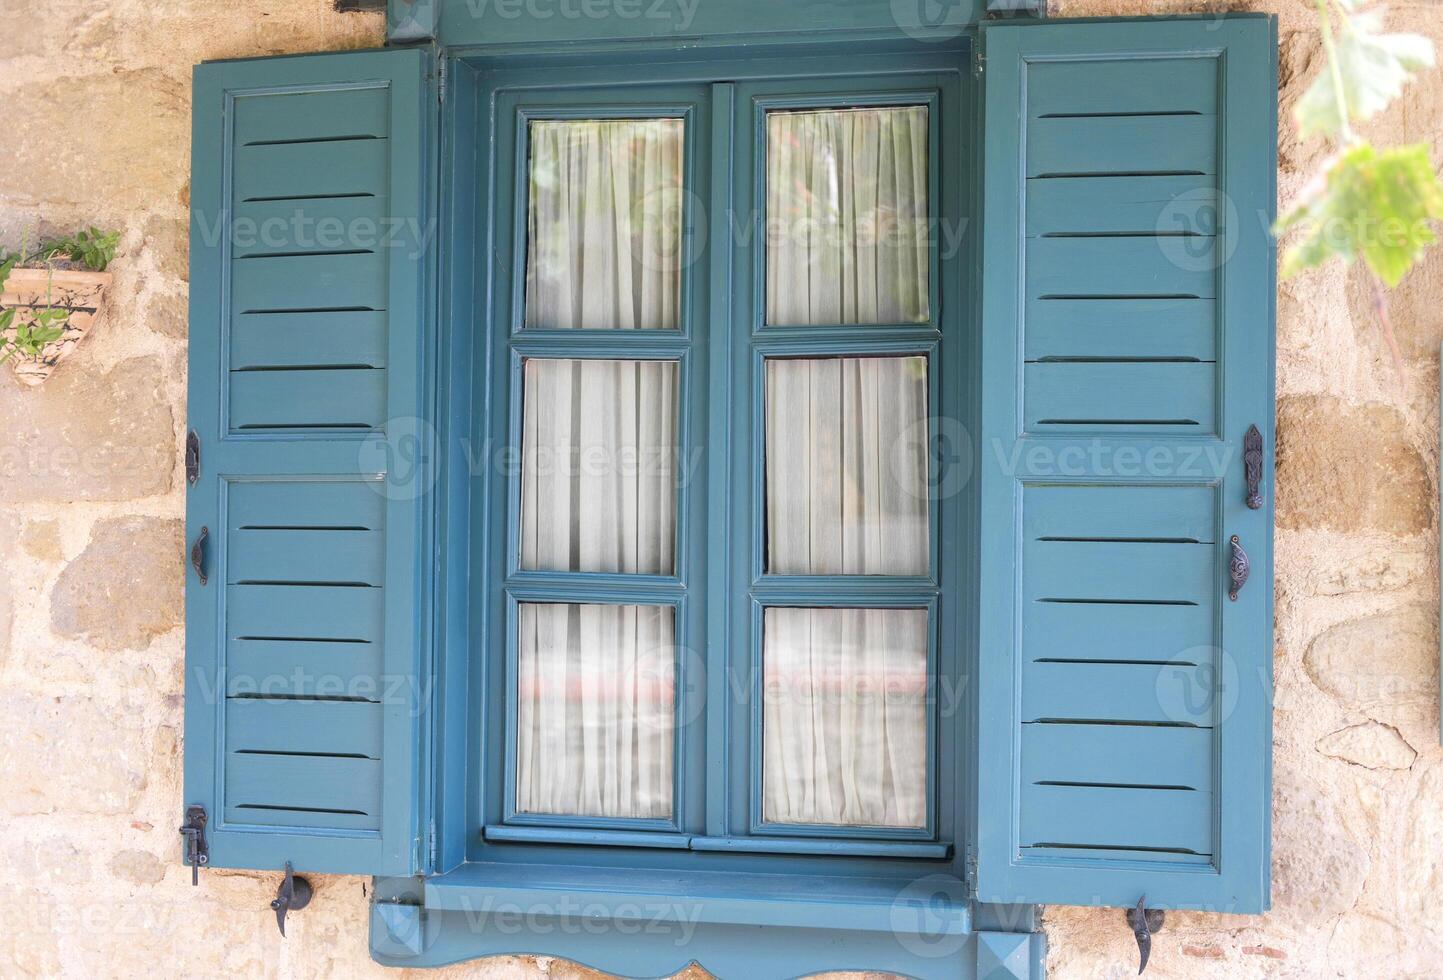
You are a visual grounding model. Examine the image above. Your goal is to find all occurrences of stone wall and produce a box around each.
[0,1,1438,977]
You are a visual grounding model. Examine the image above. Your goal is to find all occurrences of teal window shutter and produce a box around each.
[976,16,1276,913]
[183,48,434,877]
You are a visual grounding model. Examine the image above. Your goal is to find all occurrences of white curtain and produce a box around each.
[763,607,928,828]
[517,603,675,819]
[766,107,929,326]
[765,356,929,575]
[525,118,684,330]
[521,358,677,575]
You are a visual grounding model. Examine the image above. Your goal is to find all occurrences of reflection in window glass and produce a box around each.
[521,358,678,575]
[763,606,928,828]
[766,106,929,325]
[765,356,929,575]
[525,118,684,329]
[516,602,675,819]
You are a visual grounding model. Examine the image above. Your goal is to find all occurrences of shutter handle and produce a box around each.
[1243,424,1264,509]
[190,526,209,586]
[1228,535,1250,601]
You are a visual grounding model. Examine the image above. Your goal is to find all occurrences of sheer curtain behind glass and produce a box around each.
[517,603,675,819]
[763,607,928,828]
[516,357,679,820]
[766,107,929,326]
[766,355,929,575]
[521,358,678,576]
[525,118,684,330]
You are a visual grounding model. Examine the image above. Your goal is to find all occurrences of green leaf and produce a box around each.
[1296,10,1435,138]
[1278,142,1443,286]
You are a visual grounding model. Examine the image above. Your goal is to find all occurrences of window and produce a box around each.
[474,66,964,863]
[183,15,1276,975]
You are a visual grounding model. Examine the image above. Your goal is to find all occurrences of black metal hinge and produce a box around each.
[185,430,200,486]
[180,804,209,886]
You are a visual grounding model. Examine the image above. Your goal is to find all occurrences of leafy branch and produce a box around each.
[1277,0,1443,371]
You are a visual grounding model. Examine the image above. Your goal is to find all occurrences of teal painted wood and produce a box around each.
[1023,484,1215,541]
[1022,723,1211,788]
[1024,598,1214,664]
[1023,362,1216,432]
[231,252,388,312]
[226,638,385,698]
[414,0,984,49]
[1028,238,1219,299]
[227,528,386,586]
[233,139,388,201]
[232,84,389,142]
[1026,115,1217,178]
[184,47,435,877]
[432,51,981,931]
[230,312,390,369]
[1019,785,1214,854]
[977,15,1276,913]
[230,368,387,429]
[1024,297,1217,361]
[227,699,385,757]
[1025,540,1215,603]
[1022,661,1216,725]
[1025,58,1218,115]
[1026,175,1218,236]
[232,198,389,258]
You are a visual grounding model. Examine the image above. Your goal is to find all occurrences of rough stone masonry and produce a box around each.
[0,0,1439,977]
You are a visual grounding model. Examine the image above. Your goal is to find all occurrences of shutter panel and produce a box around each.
[976,17,1276,912]
[184,48,434,877]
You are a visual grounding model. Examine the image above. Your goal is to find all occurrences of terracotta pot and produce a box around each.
[0,266,112,386]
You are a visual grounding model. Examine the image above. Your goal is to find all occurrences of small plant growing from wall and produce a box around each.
[0,227,119,386]
[1277,0,1443,370]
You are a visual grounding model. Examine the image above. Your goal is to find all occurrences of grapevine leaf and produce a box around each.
[1279,142,1443,286]
[1296,10,1435,139]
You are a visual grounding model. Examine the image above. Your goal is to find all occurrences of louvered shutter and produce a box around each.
[184,48,434,876]
[975,17,1276,912]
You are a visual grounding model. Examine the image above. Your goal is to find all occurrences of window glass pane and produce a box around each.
[517,602,675,819]
[763,607,928,828]
[521,358,678,575]
[765,356,928,575]
[766,106,929,326]
[525,118,684,330]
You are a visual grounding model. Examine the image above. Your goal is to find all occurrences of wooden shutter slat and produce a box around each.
[1027,115,1217,177]
[1023,662,1216,726]
[233,86,389,145]
[1019,785,1213,854]
[231,311,390,370]
[1024,297,1217,361]
[234,138,388,202]
[1026,175,1218,236]
[1026,58,1218,116]
[1022,723,1212,789]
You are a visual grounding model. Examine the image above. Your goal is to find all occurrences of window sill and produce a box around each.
[370,866,1044,978]
[482,824,953,859]
[420,860,968,933]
